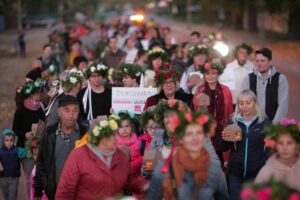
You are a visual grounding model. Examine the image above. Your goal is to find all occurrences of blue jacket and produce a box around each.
[219,116,270,179]
[147,150,229,200]
[0,129,27,177]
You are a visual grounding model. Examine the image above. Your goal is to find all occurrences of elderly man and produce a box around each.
[34,95,89,200]
[242,48,289,124]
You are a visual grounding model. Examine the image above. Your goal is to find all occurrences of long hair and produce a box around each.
[232,89,265,123]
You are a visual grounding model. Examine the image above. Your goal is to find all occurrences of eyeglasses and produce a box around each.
[146,126,158,131]
[163,80,175,86]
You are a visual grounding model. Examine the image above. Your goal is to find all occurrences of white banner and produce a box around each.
[112,87,158,114]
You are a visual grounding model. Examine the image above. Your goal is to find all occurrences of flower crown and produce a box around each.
[199,63,224,74]
[188,44,209,58]
[89,114,120,145]
[241,178,300,200]
[21,80,43,97]
[48,64,57,76]
[166,110,214,139]
[148,47,168,61]
[264,118,300,148]
[119,63,144,78]
[234,43,253,56]
[155,99,190,125]
[60,68,84,91]
[154,63,181,86]
[140,110,155,128]
[84,64,108,78]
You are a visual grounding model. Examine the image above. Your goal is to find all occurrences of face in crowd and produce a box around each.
[236,47,249,65]
[145,119,158,138]
[118,119,133,139]
[180,123,206,153]
[237,94,256,119]
[58,103,79,129]
[43,46,53,58]
[194,53,207,66]
[122,75,137,87]
[276,134,299,161]
[255,53,271,74]
[109,38,119,52]
[204,69,219,85]
[162,78,176,97]
[89,73,103,88]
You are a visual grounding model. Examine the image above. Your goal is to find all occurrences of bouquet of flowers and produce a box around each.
[25,135,40,159]
[241,178,300,200]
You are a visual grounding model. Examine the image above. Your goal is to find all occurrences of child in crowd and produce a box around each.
[0,129,27,200]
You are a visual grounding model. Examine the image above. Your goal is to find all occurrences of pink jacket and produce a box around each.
[254,154,300,191]
[117,133,143,175]
[55,146,147,200]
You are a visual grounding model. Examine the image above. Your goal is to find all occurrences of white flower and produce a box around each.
[90,66,96,72]
[100,120,108,127]
[78,71,84,78]
[135,72,141,77]
[109,120,118,131]
[92,127,100,136]
[124,68,128,73]
[110,114,120,121]
[70,77,77,84]
[69,68,77,73]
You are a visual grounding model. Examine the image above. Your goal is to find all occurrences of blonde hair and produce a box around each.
[233,89,265,123]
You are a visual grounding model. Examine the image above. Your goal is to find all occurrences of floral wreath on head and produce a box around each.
[199,62,224,74]
[264,118,300,149]
[60,68,84,91]
[89,114,120,145]
[154,63,181,86]
[188,44,209,58]
[234,43,253,56]
[21,80,43,97]
[84,63,108,79]
[155,99,190,125]
[166,110,214,139]
[119,63,144,78]
[140,110,156,128]
[147,47,168,61]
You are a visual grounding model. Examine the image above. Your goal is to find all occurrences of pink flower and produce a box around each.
[289,193,300,200]
[240,188,255,200]
[185,112,193,122]
[280,118,297,126]
[32,140,38,149]
[264,138,276,148]
[204,63,211,70]
[256,187,272,200]
[196,115,209,126]
[167,115,180,132]
[167,99,177,107]
[178,103,185,111]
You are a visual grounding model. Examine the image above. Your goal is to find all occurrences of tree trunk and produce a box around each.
[288,9,300,39]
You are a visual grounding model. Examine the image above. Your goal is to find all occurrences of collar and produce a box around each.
[236,114,258,127]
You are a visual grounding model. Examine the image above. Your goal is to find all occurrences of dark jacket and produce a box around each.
[219,117,270,179]
[34,122,88,199]
[144,90,193,111]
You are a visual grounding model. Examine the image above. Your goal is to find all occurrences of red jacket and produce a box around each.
[55,145,147,200]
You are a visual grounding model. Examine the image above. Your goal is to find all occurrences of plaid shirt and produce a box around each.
[56,123,79,143]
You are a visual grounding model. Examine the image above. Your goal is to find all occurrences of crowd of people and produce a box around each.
[0,15,299,200]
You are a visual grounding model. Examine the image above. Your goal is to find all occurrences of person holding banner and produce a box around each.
[77,64,111,121]
[144,64,192,110]
[119,63,144,88]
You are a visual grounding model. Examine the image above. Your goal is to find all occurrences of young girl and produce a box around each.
[255,118,300,191]
[116,112,142,175]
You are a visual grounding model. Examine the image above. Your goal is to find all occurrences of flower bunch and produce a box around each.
[155,99,190,125]
[60,68,84,92]
[84,63,108,78]
[154,63,181,86]
[234,43,253,56]
[241,178,300,200]
[25,135,40,159]
[21,80,43,97]
[166,109,214,139]
[89,114,120,145]
[264,118,300,148]
[199,62,224,75]
[48,64,57,76]
[148,47,168,61]
[188,44,209,58]
[119,63,144,78]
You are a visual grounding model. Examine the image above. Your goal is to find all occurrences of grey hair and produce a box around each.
[232,89,265,123]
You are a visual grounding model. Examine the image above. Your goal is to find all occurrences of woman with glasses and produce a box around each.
[144,64,193,110]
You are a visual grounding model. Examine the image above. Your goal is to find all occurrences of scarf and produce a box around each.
[116,133,137,152]
[24,98,41,111]
[87,143,116,168]
[163,146,210,200]
[82,81,93,121]
[204,82,225,149]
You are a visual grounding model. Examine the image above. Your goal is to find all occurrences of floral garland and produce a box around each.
[148,47,168,61]
[21,80,43,97]
[154,63,181,86]
[140,110,155,128]
[89,114,120,145]
[199,62,224,74]
[241,178,300,200]
[166,110,214,139]
[188,44,209,58]
[84,63,108,78]
[264,118,300,149]
[25,135,40,159]
[60,68,84,91]
[119,63,144,78]
[155,99,190,125]
[234,42,253,56]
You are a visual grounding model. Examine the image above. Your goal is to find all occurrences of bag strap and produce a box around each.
[140,140,146,156]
